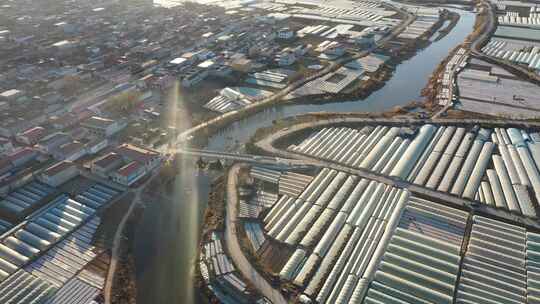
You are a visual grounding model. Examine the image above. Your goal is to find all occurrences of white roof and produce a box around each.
[170,57,187,65]
[0,89,21,98]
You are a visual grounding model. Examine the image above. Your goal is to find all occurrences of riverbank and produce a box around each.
[200,174,226,237]
[111,254,138,304]
[186,10,477,151]
[245,107,509,156]
[196,174,226,304]
[177,8,417,145]
[110,203,143,304]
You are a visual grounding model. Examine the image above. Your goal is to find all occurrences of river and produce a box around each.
[133,8,475,304]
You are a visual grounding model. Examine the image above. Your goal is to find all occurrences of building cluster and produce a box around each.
[436,47,468,106]
[397,7,441,40]
[0,1,180,302]
[90,143,160,186]
[0,0,405,185]
[0,0,182,194]
[433,1,540,119]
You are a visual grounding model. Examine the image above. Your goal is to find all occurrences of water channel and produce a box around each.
[134,8,475,304]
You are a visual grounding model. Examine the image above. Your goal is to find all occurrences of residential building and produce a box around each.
[210,65,233,77]
[113,161,146,186]
[49,113,79,130]
[277,51,296,66]
[8,147,38,167]
[324,43,346,57]
[68,128,89,141]
[231,58,253,73]
[36,132,71,154]
[81,116,127,137]
[169,57,189,68]
[86,138,108,154]
[180,68,209,87]
[115,143,161,171]
[0,115,46,137]
[40,161,79,187]
[352,31,376,47]
[294,44,312,56]
[91,152,123,178]
[53,141,87,161]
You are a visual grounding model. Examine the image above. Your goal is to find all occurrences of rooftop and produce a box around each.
[82,116,116,129]
[8,147,36,162]
[58,141,85,155]
[170,57,188,65]
[43,161,77,177]
[0,89,21,98]
[116,161,142,177]
[93,152,123,169]
[116,143,159,164]
[39,132,70,146]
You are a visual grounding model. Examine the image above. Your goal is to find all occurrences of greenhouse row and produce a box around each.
[25,217,102,288]
[288,123,540,217]
[246,158,540,303]
[482,40,540,69]
[456,216,531,304]
[0,183,118,282]
[0,182,55,216]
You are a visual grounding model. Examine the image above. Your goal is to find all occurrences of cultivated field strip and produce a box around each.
[260,167,408,302]
[0,182,55,216]
[364,198,468,304]
[456,216,528,304]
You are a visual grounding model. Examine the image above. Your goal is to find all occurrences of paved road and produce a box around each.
[255,116,540,230]
[176,148,314,167]
[225,164,287,304]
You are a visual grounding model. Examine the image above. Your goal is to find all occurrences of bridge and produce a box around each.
[175,148,315,168]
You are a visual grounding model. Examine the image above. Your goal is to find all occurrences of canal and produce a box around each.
[208,8,475,150]
[133,8,475,304]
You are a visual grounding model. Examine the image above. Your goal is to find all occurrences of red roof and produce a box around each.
[43,161,76,177]
[9,147,36,162]
[19,126,45,142]
[116,161,142,177]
